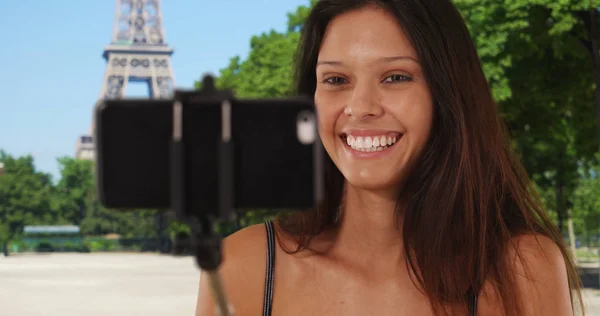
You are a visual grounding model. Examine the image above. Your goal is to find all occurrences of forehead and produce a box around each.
[318,6,418,62]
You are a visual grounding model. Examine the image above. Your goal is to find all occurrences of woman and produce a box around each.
[196,0,584,315]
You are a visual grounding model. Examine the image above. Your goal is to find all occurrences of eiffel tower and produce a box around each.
[75,0,175,160]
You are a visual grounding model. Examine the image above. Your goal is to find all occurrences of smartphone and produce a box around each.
[231,97,322,210]
[94,95,323,215]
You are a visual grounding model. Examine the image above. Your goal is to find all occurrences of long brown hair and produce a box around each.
[275,0,584,315]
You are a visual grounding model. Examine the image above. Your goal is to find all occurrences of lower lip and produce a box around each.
[341,137,401,159]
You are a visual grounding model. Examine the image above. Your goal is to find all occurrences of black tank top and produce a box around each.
[261,221,478,316]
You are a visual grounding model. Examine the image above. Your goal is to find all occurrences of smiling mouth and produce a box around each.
[340,133,402,152]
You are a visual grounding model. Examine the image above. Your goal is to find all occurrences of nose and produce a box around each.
[345,80,384,120]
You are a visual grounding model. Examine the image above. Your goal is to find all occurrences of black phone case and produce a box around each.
[231,98,322,210]
[95,97,323,214]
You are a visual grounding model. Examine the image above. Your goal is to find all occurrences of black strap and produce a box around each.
[262,221,275,316]
[261,219,478,316]
[468,289,478,316]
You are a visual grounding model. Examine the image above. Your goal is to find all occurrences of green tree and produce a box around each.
[0,151,54,256]
[572,154,600,246]
[81,176,162,238]
[201,1,317,98]
[454,0,599,234]
[80,179,128,236]
[286,0,318,32]
[214,31,300,98]
[569,7,600,151]
[52,157,94,225]
[454,0,598,132]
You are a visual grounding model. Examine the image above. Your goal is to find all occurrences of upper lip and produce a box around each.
[340,129,403,137]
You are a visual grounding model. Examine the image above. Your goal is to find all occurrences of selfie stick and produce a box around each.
[171,75,235,316]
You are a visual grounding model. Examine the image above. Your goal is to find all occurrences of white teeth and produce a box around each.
[355,136,364,148]
[373,137,380,147]
[344,134,399,151]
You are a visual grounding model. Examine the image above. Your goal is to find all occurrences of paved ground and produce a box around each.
[577,262,600,315]
[2,253,600,315]
[0,253,201,316]
[581,288,600,316]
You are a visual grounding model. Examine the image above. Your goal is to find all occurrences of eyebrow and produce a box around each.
[316,56,420,67]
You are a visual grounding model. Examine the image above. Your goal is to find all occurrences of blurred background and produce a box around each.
[1,0,600,315]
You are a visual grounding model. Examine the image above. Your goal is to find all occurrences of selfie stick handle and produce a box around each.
[193,218,235,316]
[171,81,235,316]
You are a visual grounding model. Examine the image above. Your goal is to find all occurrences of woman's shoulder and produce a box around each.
[195,222,271,316]
[506,233,570,289]
[477,233,573,315]
[222,221,271,266]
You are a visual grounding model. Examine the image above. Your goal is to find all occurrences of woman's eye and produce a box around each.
[322,75,411,85]
[324,77,348,85]
[383,74,411,83]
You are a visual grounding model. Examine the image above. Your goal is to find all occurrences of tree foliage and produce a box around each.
[0,151,55,254]
[0,151,166,255]
[199,1,318,98]
[81,181,160,238]
[213,31,301,98]
[454,0,599,231]
[52,157,94,225]
[572,154,600,244]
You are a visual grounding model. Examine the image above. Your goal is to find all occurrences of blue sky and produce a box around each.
[0,0,309,181]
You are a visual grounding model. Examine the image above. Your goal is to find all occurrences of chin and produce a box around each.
[342,170,402,192]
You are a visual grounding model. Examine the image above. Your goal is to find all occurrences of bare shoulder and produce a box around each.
[478,234,573,315]
[195,223,269,316]
[509,233,572,308]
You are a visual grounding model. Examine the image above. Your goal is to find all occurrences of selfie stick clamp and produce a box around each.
[171,75,236,316]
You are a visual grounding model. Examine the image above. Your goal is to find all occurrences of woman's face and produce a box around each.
[315,6,434,194]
